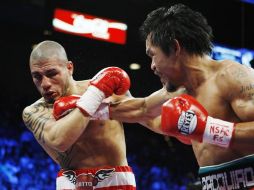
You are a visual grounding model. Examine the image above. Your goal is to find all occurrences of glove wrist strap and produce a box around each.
[76,86,105,116]
[203,116,234,148]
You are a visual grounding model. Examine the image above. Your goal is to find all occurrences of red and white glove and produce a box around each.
[53,95,110,120]
[53,95,80,120]
[76,67,130,116]
[161,94,235,148]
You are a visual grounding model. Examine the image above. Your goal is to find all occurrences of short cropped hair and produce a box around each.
[30,40,68,65]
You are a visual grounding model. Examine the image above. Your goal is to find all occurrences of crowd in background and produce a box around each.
[0,108,200,190]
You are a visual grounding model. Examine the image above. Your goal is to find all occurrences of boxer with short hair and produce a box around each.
[22,40,136,190]
[92,3,254,190]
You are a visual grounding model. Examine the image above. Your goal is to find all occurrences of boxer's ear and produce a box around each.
[67,61,74,75]
[172,39,181,57]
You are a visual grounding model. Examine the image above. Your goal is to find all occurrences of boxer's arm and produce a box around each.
[111,96,162,133]
[110,87,185,133]
[22,103,90,152]
[22,66,131,152]
[218,63,254,149]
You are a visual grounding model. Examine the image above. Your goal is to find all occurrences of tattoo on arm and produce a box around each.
[56,146,74,169]
[23,102,52,144]
[232,69,248,82]
[239,83,254,103]
[230,67,254,103]
[240,83,254,93]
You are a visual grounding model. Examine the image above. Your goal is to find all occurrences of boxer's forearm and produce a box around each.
[140,116,164,134]
[46,108,90,152]
[110,87,185,123]
[23,106,90,152]
[110,99,163,133]
[110,95,165,123]
[230,122,254,151]
[110,97,150,123]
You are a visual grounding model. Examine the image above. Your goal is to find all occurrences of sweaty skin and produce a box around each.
[23,40,131,171]
[109,40,254,168]
[145,36,254,167]
[190,60,254,166]
[23,80,128,169]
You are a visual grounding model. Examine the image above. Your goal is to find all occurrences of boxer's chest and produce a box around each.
[194,83,236,121]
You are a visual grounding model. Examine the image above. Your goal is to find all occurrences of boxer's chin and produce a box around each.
[160,77,167,86]
[45,98,55,104]
[43,95,55,104]
[159,77,177,92]
[165,82,177,92]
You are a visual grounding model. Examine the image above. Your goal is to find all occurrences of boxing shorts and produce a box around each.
[56,166,136,190]
[199,154,254,190]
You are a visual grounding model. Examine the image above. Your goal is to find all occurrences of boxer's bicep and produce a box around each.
[231,86,254,121]
[22,106,53,145]
[223,65,254,121]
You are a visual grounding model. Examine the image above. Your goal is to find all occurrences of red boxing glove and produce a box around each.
[90,66,131,97]
[53,95,110,120]
[76,67,130,116]
[161,94,234,148]
[53,95,80,120]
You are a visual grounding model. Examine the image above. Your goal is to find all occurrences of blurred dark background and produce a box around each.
[0,0,254,189]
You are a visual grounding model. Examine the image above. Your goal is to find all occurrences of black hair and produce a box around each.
[140,3,213,56]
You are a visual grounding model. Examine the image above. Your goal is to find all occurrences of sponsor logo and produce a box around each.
[209,122,231,143]
[201,167,254,190]
[53,8,127,44]
[63,168,115,190]
[63,170,76,184]
[178,110,197,135]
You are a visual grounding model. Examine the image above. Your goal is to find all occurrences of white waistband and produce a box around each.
[56,170,136,190]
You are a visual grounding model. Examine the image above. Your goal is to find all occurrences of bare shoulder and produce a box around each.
[75,80,90,94]
[23,98,45,115]
[216,60,254,99]
[217,60,251,78]
[23,98,50,113]
[22,98,53,132]
[76,79,90,86]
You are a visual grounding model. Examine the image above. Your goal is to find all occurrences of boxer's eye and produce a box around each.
[45,70,58,78]
[32,73,42,81]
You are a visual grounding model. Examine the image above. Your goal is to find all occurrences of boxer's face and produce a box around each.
[30,58,73,103]
[146,37,183,91]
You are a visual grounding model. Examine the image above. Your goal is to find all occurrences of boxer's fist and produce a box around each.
[53,95,110,120]
[161,94,208,142]
[53,95,80,120]
[76,67,130,116]
[90,67,131,97]
[161,94,234,148]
